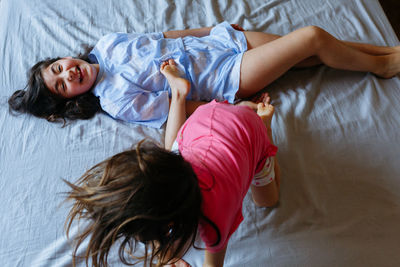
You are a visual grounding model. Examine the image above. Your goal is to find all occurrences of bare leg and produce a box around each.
[343,41,399,55]
[237,26,400,98]
[244,31,400,68]
[245,31,400,55]
[245,31,321,68]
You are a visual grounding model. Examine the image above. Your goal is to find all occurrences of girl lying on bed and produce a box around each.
[9,22,400,127]
[65,59,279,267]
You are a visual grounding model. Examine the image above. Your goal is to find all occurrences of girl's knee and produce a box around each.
[301,25,329,50]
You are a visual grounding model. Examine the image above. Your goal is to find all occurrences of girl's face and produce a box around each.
[42,57,99,98]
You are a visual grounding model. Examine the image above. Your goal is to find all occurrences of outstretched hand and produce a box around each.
[256,93,274,127]
[160,59,182,78]
[235,92,272,113]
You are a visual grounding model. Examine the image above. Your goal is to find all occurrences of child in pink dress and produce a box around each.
[65,59,280,267]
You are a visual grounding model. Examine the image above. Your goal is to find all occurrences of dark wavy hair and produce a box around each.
[64,141,220,267]
[8,48,101,124]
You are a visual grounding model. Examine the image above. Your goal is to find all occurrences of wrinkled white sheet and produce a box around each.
[1,0,399,266]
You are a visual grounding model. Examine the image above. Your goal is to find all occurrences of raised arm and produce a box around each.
[251,93,281,207]
[160,59,191,150]
[204,247,227,267]
[163,23,245,39]
[163,26,213,38]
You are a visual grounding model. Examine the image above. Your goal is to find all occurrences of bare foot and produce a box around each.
[160,59,191,98]
[376,52,400,78]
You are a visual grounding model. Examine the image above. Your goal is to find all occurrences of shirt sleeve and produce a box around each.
[252,157,276,186]
[114,90,169,128]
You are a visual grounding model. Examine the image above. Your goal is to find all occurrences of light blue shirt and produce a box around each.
[90,21,247,128]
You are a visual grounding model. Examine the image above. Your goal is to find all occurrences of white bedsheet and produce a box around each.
[1,0,399,266]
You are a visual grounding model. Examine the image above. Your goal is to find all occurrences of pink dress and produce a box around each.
[176,100,277,252]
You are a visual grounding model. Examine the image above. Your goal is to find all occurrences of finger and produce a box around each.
[232,24,245,31]
[268,104,275,112]
[254,92,267,103]
[161,61,168,69]
[262,94,270,104]
[261,92,270,103]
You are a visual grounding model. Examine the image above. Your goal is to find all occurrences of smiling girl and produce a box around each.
[41,57,99,98]
[8,22,400,127]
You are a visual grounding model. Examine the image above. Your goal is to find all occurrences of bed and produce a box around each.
[1,0,399,266]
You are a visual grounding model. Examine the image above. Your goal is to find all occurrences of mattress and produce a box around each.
[1,0,399,266]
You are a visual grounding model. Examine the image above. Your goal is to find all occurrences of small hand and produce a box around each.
[160,59,181,77]
[231,24,245,31]
[236,92,271,111]
[160,59,191,99]
[251,92,270,104]
[256,94,274,126]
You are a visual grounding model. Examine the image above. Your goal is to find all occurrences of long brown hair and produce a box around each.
[64,141,220,266]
